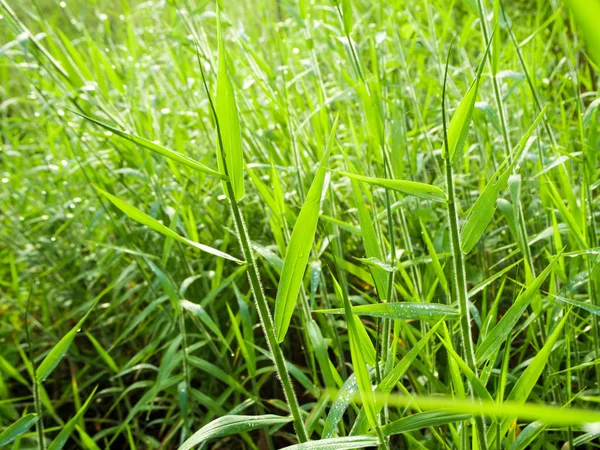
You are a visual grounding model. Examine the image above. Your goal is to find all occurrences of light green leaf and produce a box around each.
[0,414,38,446]
[216,9,244,202]
[552,295,600,316]
[72,112,225,180]
[336,171,446,203]
[48,386,98,450]
[314,302,459,321]
[274,117,337,343]
[179,415,291,450]
[95,186,242,263]
[281,436,378,450]
[420,221,448,293]
[460,106,546,253]
[564,0,600,64]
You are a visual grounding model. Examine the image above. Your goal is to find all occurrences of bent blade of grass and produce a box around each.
[47,386,98,450]
[314,302,459,321]
[274,117,338,343]
[94,186,242,263]
[551,294,600,315]
[475,253,559,364]
[72,112,226,180]
[460,106,546,253]
[335,171,446,203]
[179,415,291,450]
[280,436,379,450]
[339,391,600,428]
[216,8,244,202]
[0,414,38,446]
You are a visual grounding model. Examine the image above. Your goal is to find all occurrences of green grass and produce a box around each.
[1,0,599,448]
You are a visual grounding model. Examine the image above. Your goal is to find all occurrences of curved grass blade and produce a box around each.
[460,106,546,253]
[72,111,226,180]
[380,411,470,437]
[94,186,242,263]
[274,117,338,343]
[314,302,459,321]
[552,294,600,315]
[475,253,559,364]
[179,415,291,450]
[48,386,98,450]
[280,436,378,450]
[335,171,446,203]
[0,414,38,446]
[564,0,600,64]
[216,9,244,201]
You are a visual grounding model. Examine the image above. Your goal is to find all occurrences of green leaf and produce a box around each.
[341,0,353,35]
[335,171,446,203]
[0,414,39,446]
[72,112,225,180]
[460,106,546,253]
[274,117,337,343]
[420,221,448,293]
[216,9,244,202]
[445,37,490,162]
[552,295,600,316]
[179,415,291,450]
[37,325,79,383]
[94,186,242,263]
[380,411,470,437]
[564,0,600,64]
[314,302,459,321]
[280,436,379,450]
[48,386,98,450]
[475,253,559,364]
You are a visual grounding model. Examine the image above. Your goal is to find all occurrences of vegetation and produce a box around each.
[1,0,599,448]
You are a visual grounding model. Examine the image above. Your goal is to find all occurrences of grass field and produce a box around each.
[1,0,600,448]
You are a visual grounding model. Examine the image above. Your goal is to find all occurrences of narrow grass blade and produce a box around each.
[380,411,470,437]
[274,117,338,342]
[475,253,559,364]
[94,186,242,263]
[216,9,244,201]
[280,436,378,450]
[460,106,546,253]
[0,414,38,446]
[48,386,98,450]
[72,112,226,180]
[179,415,291,450]
[552,294,600,315]
[314,302,459,321]
[335,171,446,203]
[420,220,448,293]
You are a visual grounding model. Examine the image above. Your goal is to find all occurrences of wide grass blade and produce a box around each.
[564,0,600,64]
[216,9,244,201]
[335,171,446,203]
[274,118,338,343]
[380,411,470,437]
[460,106,546,253]
[280,436,379,450]
[94,186,242,263]
[179,415,291,450]
[0,414,39,446]
[314,302,459,321]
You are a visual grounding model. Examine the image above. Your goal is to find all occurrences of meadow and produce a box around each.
[1,0,600,448]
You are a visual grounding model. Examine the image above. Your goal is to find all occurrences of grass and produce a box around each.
[1,0,599,448]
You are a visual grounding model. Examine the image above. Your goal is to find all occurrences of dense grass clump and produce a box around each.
[1,0,599,448]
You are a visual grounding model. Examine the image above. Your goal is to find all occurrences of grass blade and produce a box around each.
[72,112,226,180]
[274,117,338,343]
[216,9,244,201]
[314,302,459,321]
[335,171,446,203]
[0,414,39,446]
[179,415,291,450]
[94,186,242,263]
[47,386,98,450]
[280,436,378,450]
